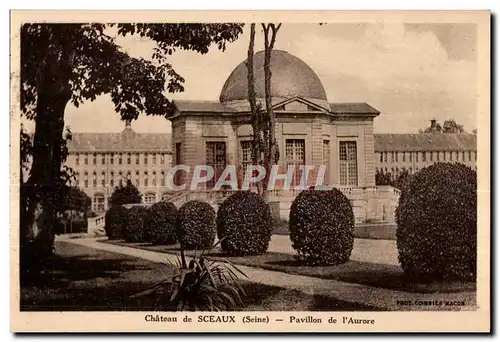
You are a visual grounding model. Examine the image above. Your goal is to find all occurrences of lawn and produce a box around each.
[104,240,476,295]
[20,241,379,312]
[273,219,397,240]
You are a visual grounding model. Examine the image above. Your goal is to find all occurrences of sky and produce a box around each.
[23,22,478,134]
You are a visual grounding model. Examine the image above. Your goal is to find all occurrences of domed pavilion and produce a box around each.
[168,50,399,223]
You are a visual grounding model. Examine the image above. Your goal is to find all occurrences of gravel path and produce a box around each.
[58,236,476,311]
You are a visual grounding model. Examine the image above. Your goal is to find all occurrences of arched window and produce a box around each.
[93,193,105,212]
[145,193,156,205]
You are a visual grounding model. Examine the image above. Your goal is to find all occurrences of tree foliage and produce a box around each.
[419,119,465,133]
[61,186,91,213]
[109,180,142,206]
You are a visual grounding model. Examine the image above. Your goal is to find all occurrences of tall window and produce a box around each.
[144,154,148,165]
[92,172,97,187]
[101,154,105,165]
[161,153,165,164]
[118,154,122,165]
[339,141,358,186]
[206,142,227,189]
[161,171,165,186]
[285,139,305,187]
[430,152,433,162]
[101,171,105,187]
[422,152,426,162]
[402,152,406,162]
[409,153,413,162]
[395,152,398,162]
[136,153,140,165]
[323,140,330,184]
[152,154,157,165]
[84,154,88,165]
[110,172,114,188]
[84,172,88,187]
[379,153,383,163]
[474,151,477,161]
[75,172,80,186]
[144,171,148,187]
[135,170,140,186]
[391,152,394,163]
[93,153,97,165]
[415,152,419,162]
[145,193,156,205]
[152,171,156,187]
[110,153,114,165]
[174,143,183,186]
[384,152,387,163]
[437,152,440,161]
[75,154,80,166]
[468,151,472,161]
[93,194,105,212]
[240,141,253,177]
[127,153,131,165]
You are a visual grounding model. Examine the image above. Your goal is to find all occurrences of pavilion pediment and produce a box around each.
[271,96,330,113]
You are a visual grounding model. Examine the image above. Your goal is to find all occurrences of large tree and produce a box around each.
[19,23,243,277]
[245,23,281,201]
[109,180,142,207]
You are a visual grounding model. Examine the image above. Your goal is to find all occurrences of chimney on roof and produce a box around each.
[430,119,437,129]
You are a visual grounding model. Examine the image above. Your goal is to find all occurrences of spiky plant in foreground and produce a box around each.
[131,238,248,311]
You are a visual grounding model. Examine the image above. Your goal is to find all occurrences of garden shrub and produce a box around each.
[145,201,178,245]
[216,191,273,256]
[289,188,355,265]
[395,162,477,281]
[104,205,128,240]
[177,200,216,250]
[122,206,148,243]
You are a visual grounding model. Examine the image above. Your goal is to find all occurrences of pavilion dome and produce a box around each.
[219,50,328,103]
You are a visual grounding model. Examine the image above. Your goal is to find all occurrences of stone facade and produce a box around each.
[166,50,401,224]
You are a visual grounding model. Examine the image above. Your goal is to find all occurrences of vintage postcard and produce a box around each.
[10,10,491,333]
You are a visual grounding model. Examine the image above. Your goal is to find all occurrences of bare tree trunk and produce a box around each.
[246,23,264,195]
[261,23,281,202]
[20,44,74,281]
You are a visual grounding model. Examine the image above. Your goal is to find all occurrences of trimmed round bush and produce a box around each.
[177,200,216,250]
[289,188,355,265]
[145,202,178,245]
[104,205,128,240]
[122,206,148,243]
[216,191,273,256]
[395,162,477,281]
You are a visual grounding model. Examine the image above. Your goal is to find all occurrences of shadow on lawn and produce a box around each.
[20,241,379,312]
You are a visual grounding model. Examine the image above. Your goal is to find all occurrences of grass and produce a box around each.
[104,239,476,295]
[20,241,379,312]
[273,219,397,240]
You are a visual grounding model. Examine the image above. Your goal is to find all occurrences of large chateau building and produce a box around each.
[65,122,172,213]
[374,128,477,177]
[61,49,477,223]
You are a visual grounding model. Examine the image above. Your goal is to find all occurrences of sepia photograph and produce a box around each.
[10,10,491,333]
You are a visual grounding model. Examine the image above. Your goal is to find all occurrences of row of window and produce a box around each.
[92,192,160,212]
[177,139,359,187]
[379,150,477,164]
[73,152,168,166]
[377,163,477,176]
[74,170,168,188]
